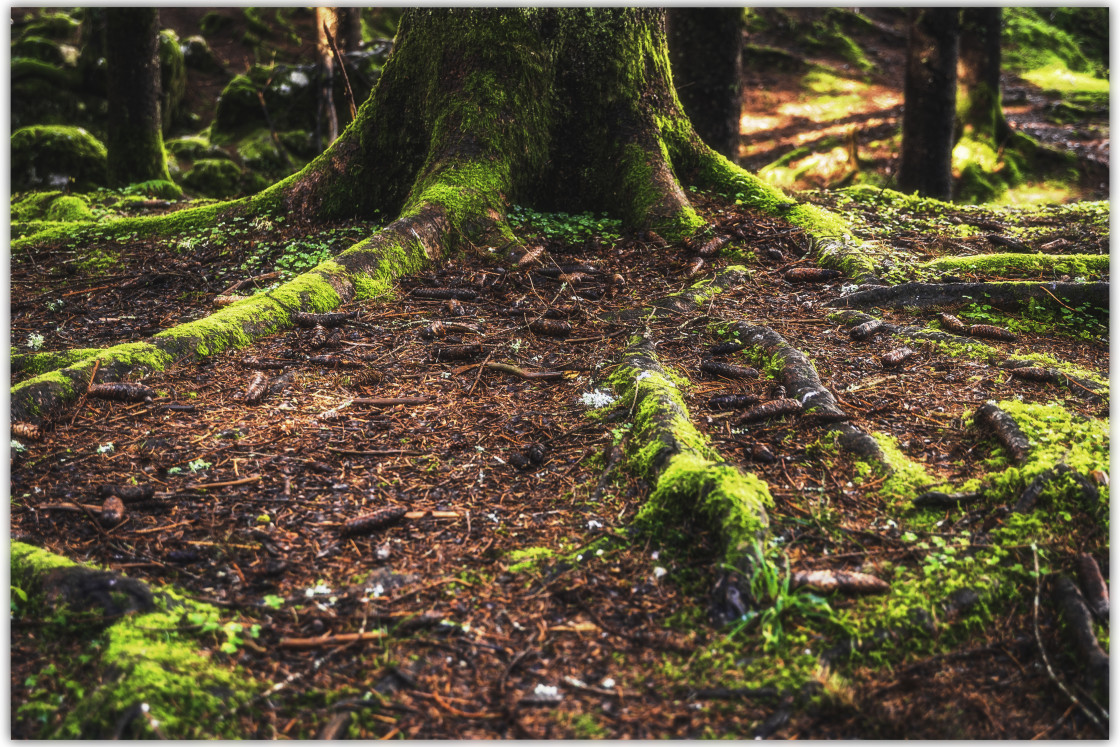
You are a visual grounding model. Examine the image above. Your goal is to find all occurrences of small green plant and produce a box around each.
[26,333,45,350]
[727,543,834,652]
[508,205,623,246]
[188,458,212,472]
[186,609,261,654]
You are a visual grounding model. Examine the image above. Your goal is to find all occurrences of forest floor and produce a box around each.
[10,184,1109,737]
[9,8,1110,741]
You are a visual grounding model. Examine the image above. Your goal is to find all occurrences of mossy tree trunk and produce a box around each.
[667,8,744,161]
[898,8,959,200]
[957,8,1010,144]
[104,8,173,187]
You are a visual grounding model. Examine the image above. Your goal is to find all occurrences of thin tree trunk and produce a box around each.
[104,8,173,186]
[898,8,960,200]
[667,8,743,162]
[316,7,340,148]
[957,8,1009,143]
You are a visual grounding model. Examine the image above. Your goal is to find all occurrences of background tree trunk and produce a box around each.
[957,8,1009,144]
[104,8,173,186]
[898,8,960,200]
[667,8,744,162]
[315,7,340,150]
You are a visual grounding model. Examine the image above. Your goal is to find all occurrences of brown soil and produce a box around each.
[10,191,1108,738]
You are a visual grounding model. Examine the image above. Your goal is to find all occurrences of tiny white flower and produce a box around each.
[587,519,603,530]
[534,684,559,697]
[651,551,660,560]
[653,566,667,579]
[600,677,615,689]
[97,443,114,454]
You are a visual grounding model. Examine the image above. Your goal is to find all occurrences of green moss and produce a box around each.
[182,158,244,199]
[236,128,287,172]
[609,345,772,570]
[12,191,66,221]
[963,400,1109,531]
[166,135,226,161]
[11,348,102,378]
[12,542,264,739]
[916,333,1107,393]
[506,546,556,572]
[46,195,95,222]
[11,125,108,191]
[158,28,187,132]
[1003,8,1104,79]
[867,433,938,510]
[76,248,118,274]
[918,252,1108,278]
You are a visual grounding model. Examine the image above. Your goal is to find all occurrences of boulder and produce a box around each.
[11,125,108,191]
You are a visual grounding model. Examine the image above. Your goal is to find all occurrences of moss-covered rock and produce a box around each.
[237,127,288,172]
[11,125,108,191]
[165,134,229,162]
[211,74,266,140]
[11,35,74,66]
[46,194,95,222]
[20,12,81,41]
[212,65,317,143]
[158,28,187,133]
[180,34,226,75]
[181,158,244,198]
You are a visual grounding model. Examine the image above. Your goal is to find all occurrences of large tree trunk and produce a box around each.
[898,8,960,200]
[667,8,744,161]
[957,8,1010,144]
[104,8,173,186]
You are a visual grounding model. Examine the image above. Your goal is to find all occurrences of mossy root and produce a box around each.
[608,337,774,620]
[11,542,265,739]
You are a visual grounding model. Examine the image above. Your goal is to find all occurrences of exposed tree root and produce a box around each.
[10,204,452,424]
[789,569,890,595]
[1075,553,1109,622]
[731,324,848,422]
[1052,575,1110,692]
[831,309,1108,399]
[828,281,1108,312]
[608,338,772,620]
[11,542,263,738]
[1012,464,1098,514]
[11,348,102,382]
[974,402,1032,465]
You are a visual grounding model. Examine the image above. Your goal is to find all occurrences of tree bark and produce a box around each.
[898,8,959,200]
[957,8,1009,143]
[104,8,173,186]
[667,8,744,161]
[315,7,340,149]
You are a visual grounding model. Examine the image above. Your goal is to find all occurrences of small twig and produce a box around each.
[1037,283,1078,313]
[279,630,387,649]
[467,352,493,396]
[483,362,564,380]
[1031,544,1107,735]
[219,271,281,297]
[184,474,262,490]
[351,397,430,406]
[69,358,101,425]
[322,22,357,120]
[326,447,424,457]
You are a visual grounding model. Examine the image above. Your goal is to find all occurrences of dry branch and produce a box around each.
[735,398,802,424]
[912,490,983,508]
